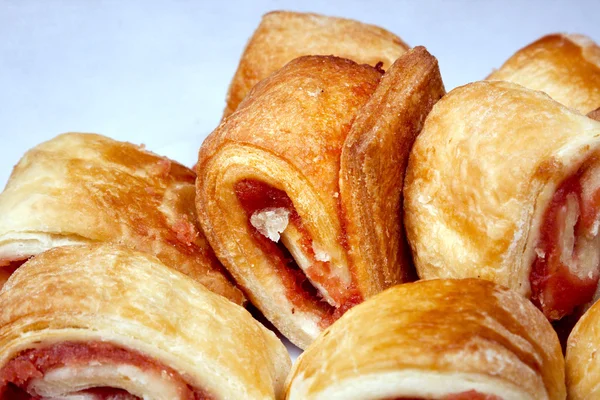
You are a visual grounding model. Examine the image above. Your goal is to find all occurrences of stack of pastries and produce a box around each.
[1,10,599,400]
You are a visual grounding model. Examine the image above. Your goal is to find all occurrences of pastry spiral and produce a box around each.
[286,279,565,400]
[405,80,600,321]
[0,244,290,399]
[197,47,444,348]
[0,133,244,304]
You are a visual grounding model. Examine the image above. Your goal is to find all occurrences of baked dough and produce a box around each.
[566,296,600,399]
[589,107,600,121]
[285,279,565,400]
[404,80,600,321]
[0,133,244,304]
[488,33,600,114]
[223,10,409,117]
[197,48,444,348]
[0,244,290,399]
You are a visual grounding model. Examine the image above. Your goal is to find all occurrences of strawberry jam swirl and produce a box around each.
[0,341,211,399]
[234,179,362,327]
[530,156,600,320]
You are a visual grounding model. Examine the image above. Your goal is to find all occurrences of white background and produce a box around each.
[1,0,599,187]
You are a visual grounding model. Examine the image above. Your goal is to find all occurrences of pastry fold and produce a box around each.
[0,244,290,400]
[566,298,600,399]
[0,133,244,304]
[404,81,600,321]
[487,33,600,114]
[223,10,409,117]
[197,47,444,348]
[589,107,600,121]
[285,279,565,400]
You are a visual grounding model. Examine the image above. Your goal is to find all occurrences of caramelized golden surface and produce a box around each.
[198,49,444,348]
[0,244,290,399]
[488,34,600,114]
[286,279,565,400]
[0,133,244,304]
[224,11,408,117]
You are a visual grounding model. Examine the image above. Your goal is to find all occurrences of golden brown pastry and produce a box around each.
[223,10,409,117]
[566,297,600,398]
[285,279,565,400]
[0,243,290,399]
[0,133,244,304]
[487,33,600,114]
[197,47,445,348]
[589,107,600,121]
[405,80,600,322]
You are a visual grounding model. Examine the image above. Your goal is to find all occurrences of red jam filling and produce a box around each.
[0,259,29,288]
[530,162,600,320]
[393,391,502,400]
[234,179,362,327]
[0,341,211,400]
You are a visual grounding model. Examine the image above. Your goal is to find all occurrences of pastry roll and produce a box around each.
[223,10,409,117]
[0,244,290,399]
[404,80,600,321]
[487,33,600,114]
[0,133,244,304]
[566,297,600,399]
[197,47,445,348]
[285,279,565,400]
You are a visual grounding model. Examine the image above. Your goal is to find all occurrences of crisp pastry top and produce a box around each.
[198,55,383,348]
[488,33,600,114]
[0,132,244,304]
[201,55,383,250]
[285,279,565,400]
[0,243,291,399]
[223,10,409,117]
[197,49,444,348]
[404,80,600,296]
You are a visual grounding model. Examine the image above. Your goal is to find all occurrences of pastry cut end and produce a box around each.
[0,341,212,400]
[233,179,362,343]
[530,155,600,320]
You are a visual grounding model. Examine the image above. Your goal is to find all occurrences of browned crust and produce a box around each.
[197,50,445,347]
[404,80,600,298]
[589,107,600,121]
[488,33,600,114]
[223,10,409,118]
[0,244,290,399]
[0,133,244,304]
[286,279,565,399]
[197,56,382,348]
[340,46,445,296]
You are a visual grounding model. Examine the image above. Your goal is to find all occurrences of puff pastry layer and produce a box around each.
[488,33,600,114]
[285,279,565,400]
[566,297,600,399]
[223,10,409,117]
[0,244,290,399]
[0,133,244,304]
[197,48,444,348]
[405,81,600,321]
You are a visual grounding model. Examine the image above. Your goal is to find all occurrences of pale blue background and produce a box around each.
[1,0,598,186]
